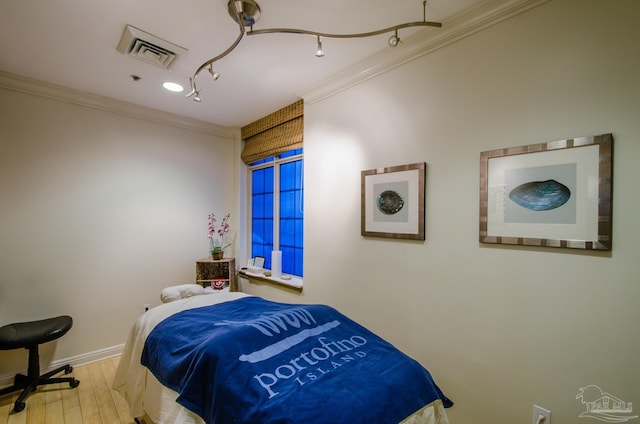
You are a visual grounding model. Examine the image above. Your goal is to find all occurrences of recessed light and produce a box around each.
[162,82,184,92]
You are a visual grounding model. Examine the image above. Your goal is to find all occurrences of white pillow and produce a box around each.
[160,284,205,303]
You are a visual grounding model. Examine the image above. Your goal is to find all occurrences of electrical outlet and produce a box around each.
[533,404,551,424]
[143,304,150,313]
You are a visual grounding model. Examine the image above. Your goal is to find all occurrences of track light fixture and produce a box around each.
[185,78,196,98]
[187,0,441,101]
[315,36,325,58]
[388,30,401,47]
[208,64,220,80]
[185,77,203,102]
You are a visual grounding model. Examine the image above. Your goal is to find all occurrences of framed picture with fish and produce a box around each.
[361,162,426,240]
[479,133,613,250]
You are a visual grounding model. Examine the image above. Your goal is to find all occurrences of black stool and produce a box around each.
[0,316,80,412]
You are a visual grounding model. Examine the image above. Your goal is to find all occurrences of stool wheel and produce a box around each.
[14,401,26,412]
[64,365,73,374]
[70,379,80,388]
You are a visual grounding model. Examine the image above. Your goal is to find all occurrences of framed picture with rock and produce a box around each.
[479,133,613,250]
[361,162,426,241]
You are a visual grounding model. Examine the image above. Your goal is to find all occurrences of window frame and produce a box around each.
[247,149,304,278]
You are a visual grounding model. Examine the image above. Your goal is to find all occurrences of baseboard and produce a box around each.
[0,344,125,389]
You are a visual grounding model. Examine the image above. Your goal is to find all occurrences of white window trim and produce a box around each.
[245,152,304,287]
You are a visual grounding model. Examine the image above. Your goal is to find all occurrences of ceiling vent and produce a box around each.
[116,25,187,70]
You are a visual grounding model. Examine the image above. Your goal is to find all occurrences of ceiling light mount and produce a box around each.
[188,0,441,102]
[227,0,261,27]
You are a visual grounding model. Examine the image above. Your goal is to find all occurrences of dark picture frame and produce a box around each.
[361,162,426,240]
[479,133,613,250]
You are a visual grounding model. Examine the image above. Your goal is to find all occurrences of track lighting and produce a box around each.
[185,77,202,102]
[388,30,401,47]
[315,36,325,58]
[208,65,220,80]
[188,0,441,102]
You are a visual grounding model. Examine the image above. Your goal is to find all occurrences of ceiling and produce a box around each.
[0,0,484,128]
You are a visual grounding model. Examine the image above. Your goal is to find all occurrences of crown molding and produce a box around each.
[299,0,552,104]
[0,70,236,139]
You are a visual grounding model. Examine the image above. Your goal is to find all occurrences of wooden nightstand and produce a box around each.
[195,258,237,292]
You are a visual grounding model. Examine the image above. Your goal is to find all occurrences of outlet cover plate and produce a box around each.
[533,404,551,424]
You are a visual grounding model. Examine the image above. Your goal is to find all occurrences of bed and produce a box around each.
[113,291,452,424]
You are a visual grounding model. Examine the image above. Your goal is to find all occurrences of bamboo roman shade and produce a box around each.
[240,99,303,165]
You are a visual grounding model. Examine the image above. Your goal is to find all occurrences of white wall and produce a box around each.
[0,85,239,374]
[243,0,640,422]
[2,0,638,422]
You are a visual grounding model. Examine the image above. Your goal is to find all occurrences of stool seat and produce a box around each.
[0,316,72,350]
[0,315,79,413]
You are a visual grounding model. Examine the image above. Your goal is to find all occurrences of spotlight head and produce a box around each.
[208,65,220,80]
[315,35,325,58]
[193,91,202,102]
[388,34,400,47]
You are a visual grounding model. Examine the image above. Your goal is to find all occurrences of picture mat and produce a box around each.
[364,169,420,234]
[487,144,599,240]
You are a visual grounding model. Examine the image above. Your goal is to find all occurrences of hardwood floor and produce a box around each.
[0,356,135,424]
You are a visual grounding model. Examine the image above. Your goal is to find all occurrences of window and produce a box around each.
[249,149,303,276]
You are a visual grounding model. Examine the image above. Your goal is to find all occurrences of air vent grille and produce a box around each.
[116,25,187,70]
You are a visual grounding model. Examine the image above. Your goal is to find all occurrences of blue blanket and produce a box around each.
[142,297,452,423]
